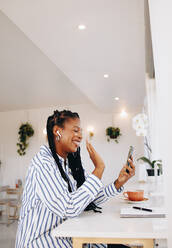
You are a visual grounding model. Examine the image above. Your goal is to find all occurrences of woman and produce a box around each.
[15,110,135,248]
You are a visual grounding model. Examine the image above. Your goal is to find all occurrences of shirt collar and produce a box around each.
[56,153,65,162]
[56,153,68,170]
[40,145,68,171]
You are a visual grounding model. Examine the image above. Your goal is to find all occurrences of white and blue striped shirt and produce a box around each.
[15,145,123,248]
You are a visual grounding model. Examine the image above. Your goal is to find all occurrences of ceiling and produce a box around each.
[0,0,145,113]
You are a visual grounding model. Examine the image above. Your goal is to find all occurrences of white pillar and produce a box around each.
[148,0,172,246]
[145,75,158,160]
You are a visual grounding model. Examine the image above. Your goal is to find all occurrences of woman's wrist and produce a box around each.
[92,167,104,180]
[114,178,123,190]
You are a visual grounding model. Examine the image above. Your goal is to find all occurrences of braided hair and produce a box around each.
[46,110,101,213]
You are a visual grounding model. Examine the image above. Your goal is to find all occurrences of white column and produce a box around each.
[145,74,158,160]
[148,0,172,246]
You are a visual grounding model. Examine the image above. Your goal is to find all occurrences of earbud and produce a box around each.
[56,131,61,137]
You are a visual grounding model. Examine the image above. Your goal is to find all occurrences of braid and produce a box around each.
[68,147,85,188]
[68,148,102,213]
[46,112,72,192]
[46,109,102,213]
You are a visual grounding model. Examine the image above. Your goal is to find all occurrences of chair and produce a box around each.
[0,186,10,219]
[0,187,22,225]
[6,188,22,222]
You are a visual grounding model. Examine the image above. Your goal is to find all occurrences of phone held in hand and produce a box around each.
[126,146,134,174]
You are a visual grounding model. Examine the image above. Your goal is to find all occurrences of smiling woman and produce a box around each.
[15,109,135,248]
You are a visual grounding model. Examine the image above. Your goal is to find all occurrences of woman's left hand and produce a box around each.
[114,157,135,190]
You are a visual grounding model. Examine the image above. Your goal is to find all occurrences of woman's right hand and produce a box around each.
[86,140,105,179]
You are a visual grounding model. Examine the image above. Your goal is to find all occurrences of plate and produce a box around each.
[123,197,149,204]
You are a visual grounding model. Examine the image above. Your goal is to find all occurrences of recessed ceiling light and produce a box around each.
[115,97,119,101]
[104,74,109,78]
[78,24,86,30]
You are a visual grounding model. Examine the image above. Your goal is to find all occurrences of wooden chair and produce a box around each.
[0,187,22,225]
[0,186,10,220]
[6,188,22,222]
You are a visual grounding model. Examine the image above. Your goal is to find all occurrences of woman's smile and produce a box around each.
[72,140,80,148]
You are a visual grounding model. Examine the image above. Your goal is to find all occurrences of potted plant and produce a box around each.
[137,157,162,176]
[17,122,34,156]
[106,126,121,143]
[132,113,163,178]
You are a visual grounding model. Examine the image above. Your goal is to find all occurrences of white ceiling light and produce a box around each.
[120,109,128,118]
[115,97,119,101]
[104,74,109,78]
[78,24,86,30]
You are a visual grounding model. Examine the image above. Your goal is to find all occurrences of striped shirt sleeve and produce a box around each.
[93,182,124,205]
[83,169,124,205]
[35,155,103,218]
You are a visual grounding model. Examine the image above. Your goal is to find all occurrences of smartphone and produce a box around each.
[126,146,134,173]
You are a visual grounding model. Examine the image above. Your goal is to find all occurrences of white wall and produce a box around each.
[0,104,143,187]
[148,0,172,246]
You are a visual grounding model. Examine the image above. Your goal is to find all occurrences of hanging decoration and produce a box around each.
[106,126,122,143]
[17,123,34,156]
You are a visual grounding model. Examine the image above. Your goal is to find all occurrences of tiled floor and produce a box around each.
[0,218,17,248]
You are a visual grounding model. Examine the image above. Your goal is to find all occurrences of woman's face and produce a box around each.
[57,118,82,153]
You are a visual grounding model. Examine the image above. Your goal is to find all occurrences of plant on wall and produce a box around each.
[106,126,122,143]
[17,123,34,156]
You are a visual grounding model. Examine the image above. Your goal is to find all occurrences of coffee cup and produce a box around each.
[123,190,144,201]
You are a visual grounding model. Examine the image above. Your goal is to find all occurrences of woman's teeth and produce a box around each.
[73,141,80,146]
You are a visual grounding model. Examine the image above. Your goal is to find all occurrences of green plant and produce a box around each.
[106,126,121,143]
[17,123,34,156]
[137,157,162,174]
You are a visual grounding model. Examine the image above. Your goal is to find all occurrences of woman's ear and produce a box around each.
[57,130,61,137]
[53,125,61,137]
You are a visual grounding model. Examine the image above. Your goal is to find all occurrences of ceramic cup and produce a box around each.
[123,190,144,201]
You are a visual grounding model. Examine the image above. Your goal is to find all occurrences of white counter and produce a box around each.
[52,179,167,248]
[52,195,167,240]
